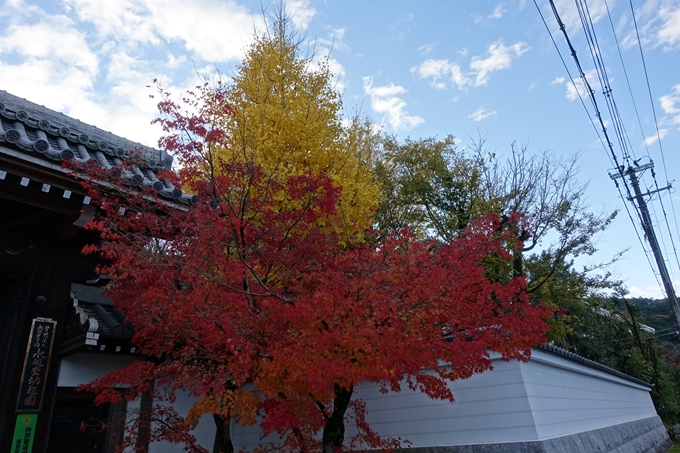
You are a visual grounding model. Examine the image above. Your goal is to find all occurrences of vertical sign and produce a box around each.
[11,413,37,453]
[16,317,57,413]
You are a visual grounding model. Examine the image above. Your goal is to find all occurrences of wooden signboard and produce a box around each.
[15,317,57,413]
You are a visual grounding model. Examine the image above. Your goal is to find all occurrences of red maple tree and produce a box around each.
[78,86,550,453]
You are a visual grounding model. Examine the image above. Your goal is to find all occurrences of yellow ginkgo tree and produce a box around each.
[216,16,381,241]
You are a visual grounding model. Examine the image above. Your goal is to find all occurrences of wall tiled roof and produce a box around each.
[538,343,652,388]
[71,283,133,339]
[58,282,137,356]
[0,90,195,205]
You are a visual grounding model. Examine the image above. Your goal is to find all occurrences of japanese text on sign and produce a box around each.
[16,318,56,413]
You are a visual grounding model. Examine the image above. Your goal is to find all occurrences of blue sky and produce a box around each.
[1,0,680,298]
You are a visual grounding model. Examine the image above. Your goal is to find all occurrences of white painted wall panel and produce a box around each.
[520,350,657,439]
[57,353,217,453]
[148,391,216,453]
[351,359,538,447]
[58,353,140,387]
[232,420,282,451]
[61,349,659,451]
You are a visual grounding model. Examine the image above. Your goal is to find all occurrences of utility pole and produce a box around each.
[610,161,680,331]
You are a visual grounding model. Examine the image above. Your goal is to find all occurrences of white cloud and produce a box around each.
[326,58,347,92]
[309,27,349,93]
[284,0,316,30]
[626,284,666,299]
[655,84,680,137]
[473,3,506,24]
[552,69,601,101]
[413,39,528,91]
[469,40,530,86]
[417,42,437,54]
[650,2,680,50]
[397,12,414,23]
[390,12,414,41]
[363,77,424,131]
[660,84,680,115]
[325,27,347,48]
[548,0,611,31]
[0,15,99,117]
[622,0,680,51]
[411,59,471,90]
[62,0,158,47]
[166,53,187,69]
[0,1,215,147]
[656,5,680,47]
[644,128,668,145]
[0,0,276,147]
[468,107,497,122]
[63,0,262,62]
[489,3,506,19]
[0,17,97,75]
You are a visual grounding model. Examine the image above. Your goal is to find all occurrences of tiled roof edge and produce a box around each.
[0,90,172,170]
[537,343,653,388]
[0,90,196,205]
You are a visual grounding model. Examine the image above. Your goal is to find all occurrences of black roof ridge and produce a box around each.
[538,343,653,388]
[71,282,113,306]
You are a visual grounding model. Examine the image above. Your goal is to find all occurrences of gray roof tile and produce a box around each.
[0,90,196,205]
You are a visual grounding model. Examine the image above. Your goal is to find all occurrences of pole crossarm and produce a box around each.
[614,161,680,331]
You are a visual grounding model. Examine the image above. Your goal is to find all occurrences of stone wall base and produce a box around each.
[399,416,672,453]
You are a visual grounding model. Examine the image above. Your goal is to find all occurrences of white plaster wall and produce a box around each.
[351,351,656,448]
[232,358,540,450]
[350,359,539,447]
[233,349,658,450]
[520,349,657,439]
[148,390,216,453]
[58,353,140,387]
[61,350,658,451]
[231,418,286,451]
[57,353,217,453]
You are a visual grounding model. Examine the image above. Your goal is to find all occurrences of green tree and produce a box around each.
[374,135,497,241]
[567,296,680,425]
[375,135,620,335]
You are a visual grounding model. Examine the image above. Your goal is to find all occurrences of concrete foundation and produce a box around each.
[397,416,671,453]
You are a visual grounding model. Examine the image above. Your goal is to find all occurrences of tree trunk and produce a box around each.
[136,384,154,453]
[213,414,234,453]
[513,251,523,278]
[321,384,353,453]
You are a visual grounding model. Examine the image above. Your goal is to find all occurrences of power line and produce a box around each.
[599,0,680,287]
[545,0,646,230]
[534,0,661,292]
[604,0,649,157]
[587,0,680,281]
[540,0,680,326]
[532,0,610,162]
[533,0,656,274]
[575,0,635,164]
[546,0,626,175]
[569,0,680,326]
[629,0,670,178]
[628,0,680,273]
